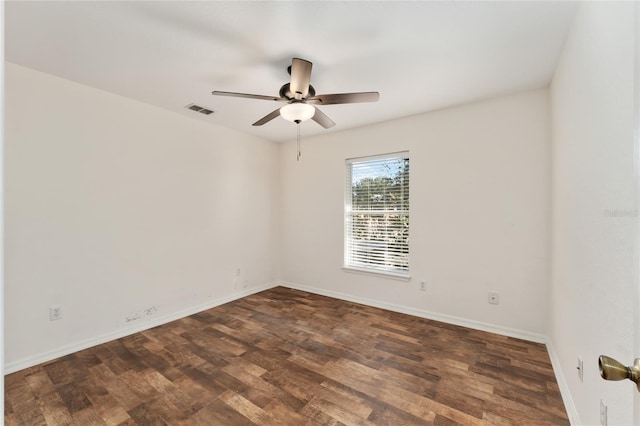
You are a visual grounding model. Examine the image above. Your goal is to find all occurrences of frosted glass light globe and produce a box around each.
[280,103,315,122]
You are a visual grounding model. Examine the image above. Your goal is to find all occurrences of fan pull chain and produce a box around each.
[296,120,302,161]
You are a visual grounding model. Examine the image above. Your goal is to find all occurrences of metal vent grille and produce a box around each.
[185,103,214,115]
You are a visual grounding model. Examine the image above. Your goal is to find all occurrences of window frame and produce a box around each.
[343,151,410,280]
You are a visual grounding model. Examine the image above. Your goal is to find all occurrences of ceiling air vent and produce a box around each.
[185,103,214,115]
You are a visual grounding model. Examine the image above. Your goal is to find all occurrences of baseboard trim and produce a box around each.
[280,281,547,343]
[4,282,278,375]
[545,339,580,425]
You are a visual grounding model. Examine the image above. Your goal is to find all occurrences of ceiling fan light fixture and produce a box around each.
[280,103,315,123]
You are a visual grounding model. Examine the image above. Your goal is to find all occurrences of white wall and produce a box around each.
[1,1,6,418]
[549,2,637,425]
[280,89,551,338]
[4,63,280,371]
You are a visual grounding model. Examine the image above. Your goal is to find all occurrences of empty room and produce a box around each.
[3,1,640,425]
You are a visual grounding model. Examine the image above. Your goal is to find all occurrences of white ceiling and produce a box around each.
[5,1,578,143]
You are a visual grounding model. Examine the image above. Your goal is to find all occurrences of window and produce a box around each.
[344,152,409,278]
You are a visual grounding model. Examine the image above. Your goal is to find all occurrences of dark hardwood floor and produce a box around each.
[5,287,569,425]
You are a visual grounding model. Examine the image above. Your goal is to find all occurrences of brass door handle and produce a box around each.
[599,355,640,391]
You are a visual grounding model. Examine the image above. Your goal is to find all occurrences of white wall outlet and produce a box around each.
[600,399,607,426]
[50,305,63,321]
[419,281,426,291]
[488,292,499,305]
[577,356,583,382]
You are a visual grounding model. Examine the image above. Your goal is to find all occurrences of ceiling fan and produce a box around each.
[212,58,380,129]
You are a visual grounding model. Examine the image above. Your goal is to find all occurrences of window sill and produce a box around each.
[341,266,411,281]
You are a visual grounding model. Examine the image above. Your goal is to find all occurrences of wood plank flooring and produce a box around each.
[5,287,569,425]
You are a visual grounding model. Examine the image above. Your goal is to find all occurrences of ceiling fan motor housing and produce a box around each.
[279,83,316,101]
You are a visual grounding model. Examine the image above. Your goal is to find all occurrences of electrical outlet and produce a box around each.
[50,305,63,321]
[419,281,426,291]
[488,292,499,305]
[600,399,607,426]
[577,356,583,382]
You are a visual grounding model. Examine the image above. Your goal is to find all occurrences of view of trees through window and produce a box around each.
[346,154,409,274]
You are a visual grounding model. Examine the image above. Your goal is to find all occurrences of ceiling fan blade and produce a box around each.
[212,91,283,102]
[311,107,336,129]
[252,108,281,126]
[307,92,380,105]
[289,58,312,100]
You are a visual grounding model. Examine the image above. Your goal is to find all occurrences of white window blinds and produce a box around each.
[345,152,409,276]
